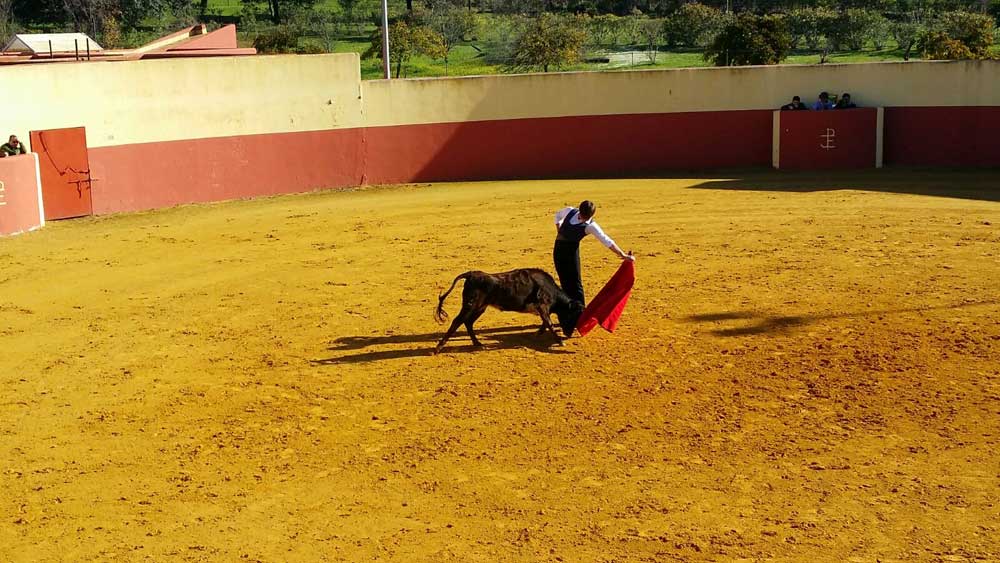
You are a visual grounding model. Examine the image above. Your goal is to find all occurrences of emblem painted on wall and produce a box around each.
[0,180,6,206]
[820,128,837,150]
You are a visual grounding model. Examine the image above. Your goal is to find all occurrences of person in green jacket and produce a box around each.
[0,135,27,157]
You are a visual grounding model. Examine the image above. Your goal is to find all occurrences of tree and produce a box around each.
[587,13,621,46]
[242,0,317,25]
[490,0,546,14]
[59,0,116,38]
[364,19,447,78]
[662,2,726,47]
[867,12,892,50]
[507,13,586,72]
[931,10,996,57]
[785,7,836,51]
[340,0,361,34]
[429,4,477,65]
[0,0,15,40]
[114,0,191,30]
[640,17,662,63]
[819,8,883,52]
[101,13,122,47]
[918,11,995,59]
[892,20,924,60]
[785,8,809,49]
[704,14,792,66]
[480,14,527,65]
[920,30,975,58]
[14,0,191,37]
[253,25,301,53]
[836,0,893,10]
[618,13,644,46]
[305,9,339,52]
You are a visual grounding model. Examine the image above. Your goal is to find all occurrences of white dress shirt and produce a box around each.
[555,207,616,249]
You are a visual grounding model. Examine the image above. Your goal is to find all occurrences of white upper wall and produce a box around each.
[0,53,362,148]
[362,60,1000,127]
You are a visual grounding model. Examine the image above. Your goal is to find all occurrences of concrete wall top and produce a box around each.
[0,53,363,148]
[362,60,1000,127]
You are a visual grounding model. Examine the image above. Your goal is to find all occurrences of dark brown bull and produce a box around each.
[434,268,583,354]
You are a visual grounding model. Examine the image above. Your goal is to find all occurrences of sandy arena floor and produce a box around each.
[1,172,999,562]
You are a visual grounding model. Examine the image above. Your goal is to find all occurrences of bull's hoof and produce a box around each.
[471,341,484,348]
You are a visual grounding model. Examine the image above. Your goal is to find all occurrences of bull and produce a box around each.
[433,268,583,354]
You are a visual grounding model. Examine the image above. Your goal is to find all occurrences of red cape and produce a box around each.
[576,260,634,336]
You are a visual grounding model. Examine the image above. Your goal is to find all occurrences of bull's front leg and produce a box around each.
[537,307,563,344]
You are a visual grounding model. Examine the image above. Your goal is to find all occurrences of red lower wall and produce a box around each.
[76,106,999,217]
[363,111,773,185]
[884,107,1000,167]
[88,128,365,214]
[0,154,43,236]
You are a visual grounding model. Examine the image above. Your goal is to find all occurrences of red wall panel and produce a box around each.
[0,154,44,236]
[88,128,365,214]
[884,107,1000,167]
[30,127,94,220]
[776,109,877,170]
[363,111,773,185]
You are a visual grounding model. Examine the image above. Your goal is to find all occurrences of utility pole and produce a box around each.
[381,0,391,79]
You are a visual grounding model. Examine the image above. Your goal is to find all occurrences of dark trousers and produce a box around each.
[553,240,584,304]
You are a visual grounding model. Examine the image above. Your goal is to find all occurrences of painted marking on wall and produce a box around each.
[821,128,837,150]
[0,180,6,206]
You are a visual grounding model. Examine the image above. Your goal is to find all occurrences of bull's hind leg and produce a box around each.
[435,305,472,354]
[464,306,488,348]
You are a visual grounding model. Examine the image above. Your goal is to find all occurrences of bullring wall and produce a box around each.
[361,61,1000,182]
[0,55,365,215]
[0,56,997,217]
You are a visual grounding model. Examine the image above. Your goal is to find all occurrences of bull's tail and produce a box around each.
[435,272,470,324]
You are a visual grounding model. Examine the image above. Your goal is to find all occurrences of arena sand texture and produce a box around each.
[1,172,998,562]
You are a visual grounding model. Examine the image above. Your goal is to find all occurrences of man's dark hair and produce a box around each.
[579,200,596,218]
[819,91,829,100]
[842,93,851,98]
[792,96,800,102]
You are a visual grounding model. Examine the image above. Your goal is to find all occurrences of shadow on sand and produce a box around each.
[312,324,572,365]
[684,300,997,337]
[681,169,1000,203]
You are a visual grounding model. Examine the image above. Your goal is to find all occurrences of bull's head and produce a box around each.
[552,296,584,337]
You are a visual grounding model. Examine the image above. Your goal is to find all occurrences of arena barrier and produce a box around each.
[772,108,883,170]
[0,154,45,237]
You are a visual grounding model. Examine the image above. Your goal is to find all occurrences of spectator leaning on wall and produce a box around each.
[813,92,834,111]
[0,135,28,157]
[781,96,809,110]
[835,93,858,109]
